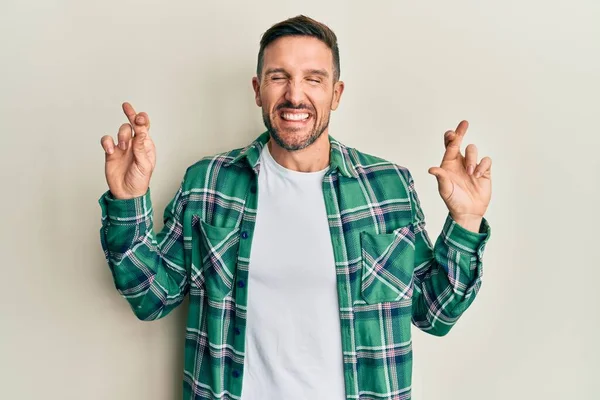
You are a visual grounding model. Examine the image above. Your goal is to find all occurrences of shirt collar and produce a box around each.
[224,131,359,179]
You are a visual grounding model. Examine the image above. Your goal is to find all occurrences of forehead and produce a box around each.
[262,36,333,73]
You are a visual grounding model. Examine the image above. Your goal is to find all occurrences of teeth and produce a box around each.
[281,113,309,121]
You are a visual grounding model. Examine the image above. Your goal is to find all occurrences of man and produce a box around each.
[99,15,492,400]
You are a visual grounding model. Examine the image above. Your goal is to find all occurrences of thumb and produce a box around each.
[428,167,453,199]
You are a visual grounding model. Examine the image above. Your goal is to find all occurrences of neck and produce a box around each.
[267,131,331,173]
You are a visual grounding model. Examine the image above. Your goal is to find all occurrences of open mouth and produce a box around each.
[279,111,312,125]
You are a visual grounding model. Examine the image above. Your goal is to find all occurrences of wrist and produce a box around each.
[450,213,483,233]
[109,188,148,200]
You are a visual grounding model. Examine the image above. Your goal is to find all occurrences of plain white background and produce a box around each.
[1,1,598,399]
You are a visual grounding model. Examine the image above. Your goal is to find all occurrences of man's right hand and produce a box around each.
[101,102,156,200]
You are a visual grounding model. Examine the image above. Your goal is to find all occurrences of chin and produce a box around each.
[271,127,323,151]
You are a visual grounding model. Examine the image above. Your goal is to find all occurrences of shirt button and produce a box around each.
[237,280,245,288]
[241,231,248,239]
[234,327,241,335]
[232,370,240,378]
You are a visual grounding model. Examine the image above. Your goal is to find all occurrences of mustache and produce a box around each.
[275,102,314,113]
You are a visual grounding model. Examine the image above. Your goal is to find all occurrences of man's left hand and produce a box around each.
[428,120,492,232]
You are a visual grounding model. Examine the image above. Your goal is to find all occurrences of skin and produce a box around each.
[100,36,492,232]
[100,102,155,200]
[252,36,344,173]
[428,120,492,232]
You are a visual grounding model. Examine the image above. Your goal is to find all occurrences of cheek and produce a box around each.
[261,90,284,113]
[311,90,334,112]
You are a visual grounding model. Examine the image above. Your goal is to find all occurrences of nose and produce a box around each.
[284,80,304,106]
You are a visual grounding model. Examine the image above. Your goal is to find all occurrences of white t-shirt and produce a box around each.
[240,142,346,399]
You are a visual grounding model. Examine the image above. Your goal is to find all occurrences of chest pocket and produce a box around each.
[191,217,240,301]
[359,223,416,304]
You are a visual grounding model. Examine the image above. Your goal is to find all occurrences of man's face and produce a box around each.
[252,36,344,151]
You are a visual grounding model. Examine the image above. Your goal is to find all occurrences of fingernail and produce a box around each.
[120,141,127,150]
[136,116,144,124]
[107,147,114,155]
[468,165,475,175]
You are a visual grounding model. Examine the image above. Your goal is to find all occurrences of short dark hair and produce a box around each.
[256,15,341,82]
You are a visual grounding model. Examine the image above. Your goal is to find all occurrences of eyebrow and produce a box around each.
[305,69,329,78]
[264,68,329,78]
[264,68,289,77]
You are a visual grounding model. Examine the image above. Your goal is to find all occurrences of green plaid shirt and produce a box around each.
[99,131,491,400]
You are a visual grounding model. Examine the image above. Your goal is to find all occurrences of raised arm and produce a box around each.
[411,120,492,336]
[98,102,189,320]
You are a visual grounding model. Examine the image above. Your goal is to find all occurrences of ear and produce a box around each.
[331,80,345,111]
[252,77,262,107]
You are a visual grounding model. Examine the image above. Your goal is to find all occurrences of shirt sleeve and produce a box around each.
[98,176,189,321]
[407,170,491,336]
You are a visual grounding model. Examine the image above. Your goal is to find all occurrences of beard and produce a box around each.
[262,101,331,151]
